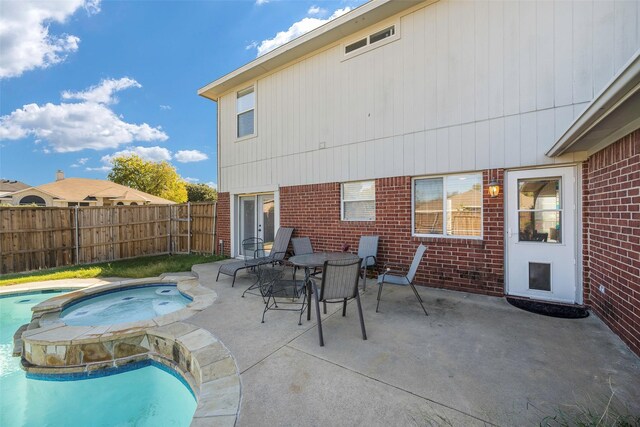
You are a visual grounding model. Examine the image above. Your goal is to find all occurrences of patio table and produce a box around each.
[289,252,360,321]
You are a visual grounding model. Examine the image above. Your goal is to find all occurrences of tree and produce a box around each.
[108,155,188,203]
[186,183,217,202]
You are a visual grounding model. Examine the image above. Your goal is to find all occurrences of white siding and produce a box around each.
[218,0,640,193]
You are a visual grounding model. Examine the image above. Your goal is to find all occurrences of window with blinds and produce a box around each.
[341,181,375,221]
[237,86,255,138]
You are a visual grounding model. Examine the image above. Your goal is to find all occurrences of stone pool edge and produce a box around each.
[14,274,240,427]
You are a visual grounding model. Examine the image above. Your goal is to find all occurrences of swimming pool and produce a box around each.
[60,284,192,326]
[0,291,196,427]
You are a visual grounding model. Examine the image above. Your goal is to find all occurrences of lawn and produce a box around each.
[0,254,225,287]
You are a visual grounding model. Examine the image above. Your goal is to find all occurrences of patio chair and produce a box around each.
[257,262,307,325]
[309,258,366,347]
[291,237,320,278]
[216,227,294,288]
[376,244,428,315]
[357,235,379,291]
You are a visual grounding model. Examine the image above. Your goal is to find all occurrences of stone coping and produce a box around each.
[14,275,240,426]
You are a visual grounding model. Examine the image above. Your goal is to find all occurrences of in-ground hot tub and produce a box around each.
[60,284,192,326]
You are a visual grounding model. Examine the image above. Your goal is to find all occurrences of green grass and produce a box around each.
[0,254,225,287]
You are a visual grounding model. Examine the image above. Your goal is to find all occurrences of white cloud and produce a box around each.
[253,7,351,56]
[62,78,141,104]
[0,78,168,152]
[70,157,89,168]
[0,0,101,79]
[174,150,208,163]
[307,6,325,16]
[85,165,111,172]
[183,177,200,183]
[205,182,217,190]
[255,0,269,5]
[101,146,172,164]
[160,105,171,110]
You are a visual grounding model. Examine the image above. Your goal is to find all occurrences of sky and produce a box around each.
[0,0,366,188]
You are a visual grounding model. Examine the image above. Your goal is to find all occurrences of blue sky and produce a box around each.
[0,0,365,187]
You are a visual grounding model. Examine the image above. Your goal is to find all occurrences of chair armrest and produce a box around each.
[382,262,408,275]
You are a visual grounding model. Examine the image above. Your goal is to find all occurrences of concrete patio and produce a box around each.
[188,260,640,426]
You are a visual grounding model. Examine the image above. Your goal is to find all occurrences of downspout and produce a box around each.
[216,97,222,255]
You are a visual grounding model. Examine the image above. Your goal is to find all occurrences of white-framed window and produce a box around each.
[413,173,483,238]
[236,86,255,139]
[342,22,399,59]
[341,181,375,221]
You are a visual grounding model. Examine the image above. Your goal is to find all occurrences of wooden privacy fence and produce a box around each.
[0,202,218,275]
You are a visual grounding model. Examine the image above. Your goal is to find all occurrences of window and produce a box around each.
[369,26,395,44]
[413,174,482,238]
[342,181,375,221]
[237,86,255,138]
[343,24,398,57]
[345,38,367,54]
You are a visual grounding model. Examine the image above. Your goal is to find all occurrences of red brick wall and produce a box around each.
[585,129,640,356]
[279,170,504,296]
[216,192,231,257]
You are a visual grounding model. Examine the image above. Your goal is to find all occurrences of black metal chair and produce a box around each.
[257,263,307,325]
[291,237,321,278]
[216,227,294,288]
[309,258,367,347]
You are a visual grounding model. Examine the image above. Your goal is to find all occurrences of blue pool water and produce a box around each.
[0,291,196,427]
[61,284,192,326]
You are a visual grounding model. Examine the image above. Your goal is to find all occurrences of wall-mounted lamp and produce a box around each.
[488,179,500,198]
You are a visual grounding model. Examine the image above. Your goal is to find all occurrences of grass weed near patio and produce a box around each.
[0,254,225,287]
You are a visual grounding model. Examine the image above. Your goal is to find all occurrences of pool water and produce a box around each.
[61,285,192,326]
[0,291,196,427]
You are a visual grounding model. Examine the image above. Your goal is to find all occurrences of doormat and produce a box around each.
[506,297,589,319]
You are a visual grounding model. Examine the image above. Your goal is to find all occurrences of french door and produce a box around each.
[238,193,275,257]
[506,166,578,303]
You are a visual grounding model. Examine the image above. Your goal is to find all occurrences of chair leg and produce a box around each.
[231,271,237,288]
[409,282,428,316]
[216,271,221,282]
[342,298,347,317]
[355,292,367,340]
[312,283,324,346]
[323,301,327,314]
[376,281,384,313]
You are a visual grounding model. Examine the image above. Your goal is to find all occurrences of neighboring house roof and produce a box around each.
[0,179,30,197]
[198,0,428,100]
[10,178,176,205]
[548,49,640,156]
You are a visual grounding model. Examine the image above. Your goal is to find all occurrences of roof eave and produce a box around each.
[197,0,427,101]
[547,49,640,157]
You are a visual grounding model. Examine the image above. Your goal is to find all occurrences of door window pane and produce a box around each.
[517,178,562,243]
[239,198,256,256]
[518,179,560,210]
[518,211,561,243]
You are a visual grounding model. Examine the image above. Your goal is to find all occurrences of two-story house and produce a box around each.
[199,0,640,355]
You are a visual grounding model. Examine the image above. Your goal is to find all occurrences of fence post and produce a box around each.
[74,205,79,265]
[212,202,217,255]
[187,202,191,254]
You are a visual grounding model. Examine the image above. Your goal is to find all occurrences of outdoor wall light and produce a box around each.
[488,179,500,198]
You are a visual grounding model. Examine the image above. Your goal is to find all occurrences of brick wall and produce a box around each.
[585,129,640,356]
[216,192,231,257]
[279,170,504,296]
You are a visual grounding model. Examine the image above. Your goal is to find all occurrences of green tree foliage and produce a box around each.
[108,155,188,203]
[186,183,218,202]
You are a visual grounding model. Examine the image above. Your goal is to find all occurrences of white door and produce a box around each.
[238,193,275,257]
[506,167,578,303]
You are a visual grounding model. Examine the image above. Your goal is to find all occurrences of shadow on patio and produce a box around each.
[189,260,640,426]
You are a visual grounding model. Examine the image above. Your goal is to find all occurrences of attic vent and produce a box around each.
[370,26,395,44]
[345,38,366,54]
